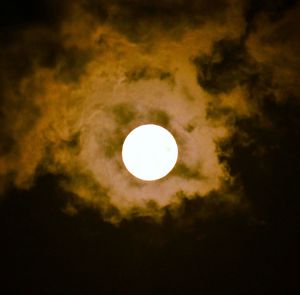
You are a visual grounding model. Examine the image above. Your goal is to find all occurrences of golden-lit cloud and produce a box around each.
[1,0,298,222]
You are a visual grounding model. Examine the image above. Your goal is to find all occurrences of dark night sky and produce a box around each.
[0,0,300,294]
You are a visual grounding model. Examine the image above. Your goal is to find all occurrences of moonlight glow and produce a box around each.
[122,124,178,181]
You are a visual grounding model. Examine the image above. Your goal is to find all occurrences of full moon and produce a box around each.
[122,124,178,181]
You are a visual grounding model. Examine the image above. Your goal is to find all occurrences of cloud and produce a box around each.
[83,0,231,41]
[246,2,300,99]
[0,0,299,223]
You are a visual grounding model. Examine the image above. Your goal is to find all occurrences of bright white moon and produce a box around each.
[122,124,178,181]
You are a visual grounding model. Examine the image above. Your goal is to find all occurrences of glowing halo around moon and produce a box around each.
[122,124,178,181]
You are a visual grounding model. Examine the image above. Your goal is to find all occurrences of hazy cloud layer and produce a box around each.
[0,0,299,222]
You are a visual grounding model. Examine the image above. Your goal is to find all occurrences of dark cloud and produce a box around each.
[147,109,170,127]
[54,47,93,83]
[84,0,230,41]
[125,66,173,83]
[247,3,300,99]
[194,39,253,94]
[193,37,277,104]
[206,4,300,224]
[112,103,137,125]
[244,0,298,28]
[221,97,300,220]
[0,29,92,85]
[173,163,204,180]
[102,130,124,158]
[0,74,42,165]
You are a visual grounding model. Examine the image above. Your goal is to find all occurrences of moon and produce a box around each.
[122,124,178,181]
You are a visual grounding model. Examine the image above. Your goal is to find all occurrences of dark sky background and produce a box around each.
[0,0,300,294]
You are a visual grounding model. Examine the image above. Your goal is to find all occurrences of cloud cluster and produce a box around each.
[0,0,299,222]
